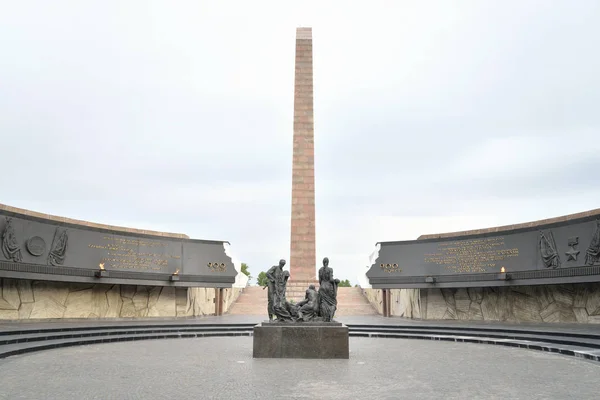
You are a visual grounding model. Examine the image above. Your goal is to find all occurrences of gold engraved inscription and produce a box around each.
[88,236,181,271]
[424,237,519,273]
[380,263,401,274]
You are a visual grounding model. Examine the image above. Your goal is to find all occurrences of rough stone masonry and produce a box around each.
[289,27,316,284]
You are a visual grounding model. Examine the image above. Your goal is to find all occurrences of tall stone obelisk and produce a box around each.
[288,27,317,298]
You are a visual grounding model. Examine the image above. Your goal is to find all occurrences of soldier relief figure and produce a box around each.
[1,218,23,263]
[48,228,68,266]
[585,220,600,266]
[265,257,339,323]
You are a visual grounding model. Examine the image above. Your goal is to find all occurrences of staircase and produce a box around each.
[228,286,268,316]
[335,287,378,316]
[228,286,377,316]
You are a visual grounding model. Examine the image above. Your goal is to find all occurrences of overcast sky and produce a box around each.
[1,1,599,284]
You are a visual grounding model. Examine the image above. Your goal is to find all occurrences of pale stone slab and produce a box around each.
[573,285,589,308]
[534,286,554,309]
[148,286,176,317]
[132,287,149,316]
[573,307,589,322]
[17,280,34,303]
[148,287,161,309]
[120,299,137,318]
[64,289,94,318]
[468,303,484,320]
[105,285,122,318]
[391,289,421,318]
[32,282,69,306]
[454,289,471,314]
[552,286,575,306]
[586,291,600,315]
[425,289,447,319]
[0,309,18,319]
[540,302,561,322]
[2,279,21,310]
[90,285,110,317]
[120,285,136,299]
[30,299,66,319]
[467,287,483,304]
[18,302,34,319]
[511,292,542,322]
[480,290,499,320]
[175,288,189,316]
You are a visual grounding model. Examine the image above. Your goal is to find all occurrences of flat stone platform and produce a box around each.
[0,337,599,399]
[253,321,349,359]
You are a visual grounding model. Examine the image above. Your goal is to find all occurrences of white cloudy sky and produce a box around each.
[1,1,599,284]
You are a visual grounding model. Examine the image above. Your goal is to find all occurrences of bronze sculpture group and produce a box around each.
[265,257,340,322]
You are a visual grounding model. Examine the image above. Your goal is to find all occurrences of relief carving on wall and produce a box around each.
[585,220,600,266]
[1,218,23,262]
[47,228,68,266]
[539,230,561,269]
[565,236,580,262]
[26,236,47,257]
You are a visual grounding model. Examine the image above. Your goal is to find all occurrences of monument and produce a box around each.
[253,27,349,359]
[253,257,348,359]
[263,257,340,323]
[287,26,318,301]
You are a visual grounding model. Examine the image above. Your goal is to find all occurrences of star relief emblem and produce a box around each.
[565,248,580,261]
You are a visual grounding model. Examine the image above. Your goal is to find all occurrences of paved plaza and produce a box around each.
[0,336,598,399]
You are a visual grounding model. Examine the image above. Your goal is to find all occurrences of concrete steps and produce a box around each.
[336,288,378,315]
[1,320,599,362]
[228,286,378,316]
[228,287,267,315]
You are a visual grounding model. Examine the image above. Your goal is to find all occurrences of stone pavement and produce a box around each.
[0,337,598,399]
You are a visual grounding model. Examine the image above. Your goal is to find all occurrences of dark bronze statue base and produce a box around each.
[252,321,349,359]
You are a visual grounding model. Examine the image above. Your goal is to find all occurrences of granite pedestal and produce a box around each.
[252,321,349,359]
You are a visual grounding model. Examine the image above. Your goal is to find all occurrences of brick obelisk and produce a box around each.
[288,27,317,299]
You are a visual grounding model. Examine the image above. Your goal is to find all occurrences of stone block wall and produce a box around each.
[0,279,242,320]
[362,288,421,317]
[362,288,384,314]
[390,288,421,318]
[421,283,600,323]
[362,283,600,323]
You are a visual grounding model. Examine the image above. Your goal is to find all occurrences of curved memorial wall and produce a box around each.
[365,208,600,323]
[0,204,242,320]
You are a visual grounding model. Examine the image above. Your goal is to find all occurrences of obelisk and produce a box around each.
[289,27,317,297]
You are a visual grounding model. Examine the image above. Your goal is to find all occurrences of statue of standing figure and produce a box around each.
[266,259,295,322]
[265,256,340,323]
[318,257,340,322]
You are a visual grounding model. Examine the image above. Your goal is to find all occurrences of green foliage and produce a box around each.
[338,279,351,287]
[257,271,269,287]
[240,263,252,279]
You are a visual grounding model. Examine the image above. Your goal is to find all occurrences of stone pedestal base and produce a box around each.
[252,321,349,359]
